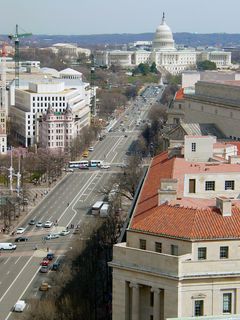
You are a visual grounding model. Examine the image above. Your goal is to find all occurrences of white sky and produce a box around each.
[1,0,240,35]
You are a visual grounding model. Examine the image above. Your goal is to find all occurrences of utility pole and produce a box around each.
[16,154,21,197]
[8,148,13,194]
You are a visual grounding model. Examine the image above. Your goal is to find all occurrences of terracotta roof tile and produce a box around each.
[131,203,240,240]
[130,144,240,240]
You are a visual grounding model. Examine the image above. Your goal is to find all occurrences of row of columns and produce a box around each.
[129,282,161,320]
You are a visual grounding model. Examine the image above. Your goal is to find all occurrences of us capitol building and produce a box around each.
[94,13,231,75]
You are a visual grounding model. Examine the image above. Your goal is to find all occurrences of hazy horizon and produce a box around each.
[2,0,240,35]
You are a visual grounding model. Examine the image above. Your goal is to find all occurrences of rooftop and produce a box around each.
[130,140,240,240]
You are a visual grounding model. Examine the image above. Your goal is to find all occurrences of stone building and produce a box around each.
[9,68,91,147]
[110,136,240,320]
[94,14,232,75]
[39,104,74,151]
[168,80,240,140]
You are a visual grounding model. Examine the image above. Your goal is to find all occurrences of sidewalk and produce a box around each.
[0,172,67,239]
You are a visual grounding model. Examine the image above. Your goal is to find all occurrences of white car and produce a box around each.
[45,233,59,240]
[16,227,26,234]
[44,221,53,228]
[60,229,70,236]
[36,221,43,228]
[100,164,110,169]
[88,146,94,151]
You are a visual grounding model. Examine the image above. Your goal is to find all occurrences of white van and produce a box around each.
[100,203,110,217]
[92,201,104,215]
[0,243,17,250]
[14,300,26,312]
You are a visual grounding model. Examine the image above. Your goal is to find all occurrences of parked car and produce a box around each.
[51,262,60,271]
[28,219,36,225]
[36,221,43,228]
[39,282,51,291]
[15,236,28,242]
[60,229,70,236]
[88,146,94,151]
[45,233,59,240]
[44,221,53,228]
[40,265,49,273]
[16,227,26,234]
[47,252,55,260]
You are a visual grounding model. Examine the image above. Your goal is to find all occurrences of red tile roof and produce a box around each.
[130,146,240,240]
[131,203,240,240]
[175,88,184,100]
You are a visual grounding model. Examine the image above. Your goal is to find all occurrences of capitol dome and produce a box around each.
[152,13,175,51]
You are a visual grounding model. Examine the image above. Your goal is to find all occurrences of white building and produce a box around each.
[95,13,232,75]
[9,68,91,147]
[50,43,91,57]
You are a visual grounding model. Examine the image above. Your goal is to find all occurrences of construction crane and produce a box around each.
[8,24,32,87]
[1,43,7,110]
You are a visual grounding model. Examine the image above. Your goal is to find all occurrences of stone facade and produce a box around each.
[169,80,240,140]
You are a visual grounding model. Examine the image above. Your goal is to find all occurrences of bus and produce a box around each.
[68,160,89,168]
[92,201,104,215]
[89,160,103,167]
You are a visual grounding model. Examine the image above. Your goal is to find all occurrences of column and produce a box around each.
[151,287,161,320]
[130,282,140,320]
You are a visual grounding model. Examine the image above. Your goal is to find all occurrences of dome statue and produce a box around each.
[152,13,175,51]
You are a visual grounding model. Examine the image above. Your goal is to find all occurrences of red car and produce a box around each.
[41,259,50,266]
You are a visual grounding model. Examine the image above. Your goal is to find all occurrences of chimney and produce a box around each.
[158,179,178,205]
[229,155,240,164]
[216,197,232,217]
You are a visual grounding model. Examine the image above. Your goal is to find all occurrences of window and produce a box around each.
[198,247,207,260]
[171,244,178,256]
[225,180,234,190]
[139,239,146,250]
[189,179,196,193]
[220,246,229,259]
[194,300,204,316]
[155,242,162,253]
[192,142,196,152]
[223,293,232,313]
[150,291,154,307]
[205,181,215,191]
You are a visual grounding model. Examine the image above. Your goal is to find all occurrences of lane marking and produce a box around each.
[58,173,97,224]
[15,256,22,265]
[0,255,34,303]
[5,260,41,320]
[4,257,11,265]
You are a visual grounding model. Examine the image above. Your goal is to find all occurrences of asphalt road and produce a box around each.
[0,84,164,320]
